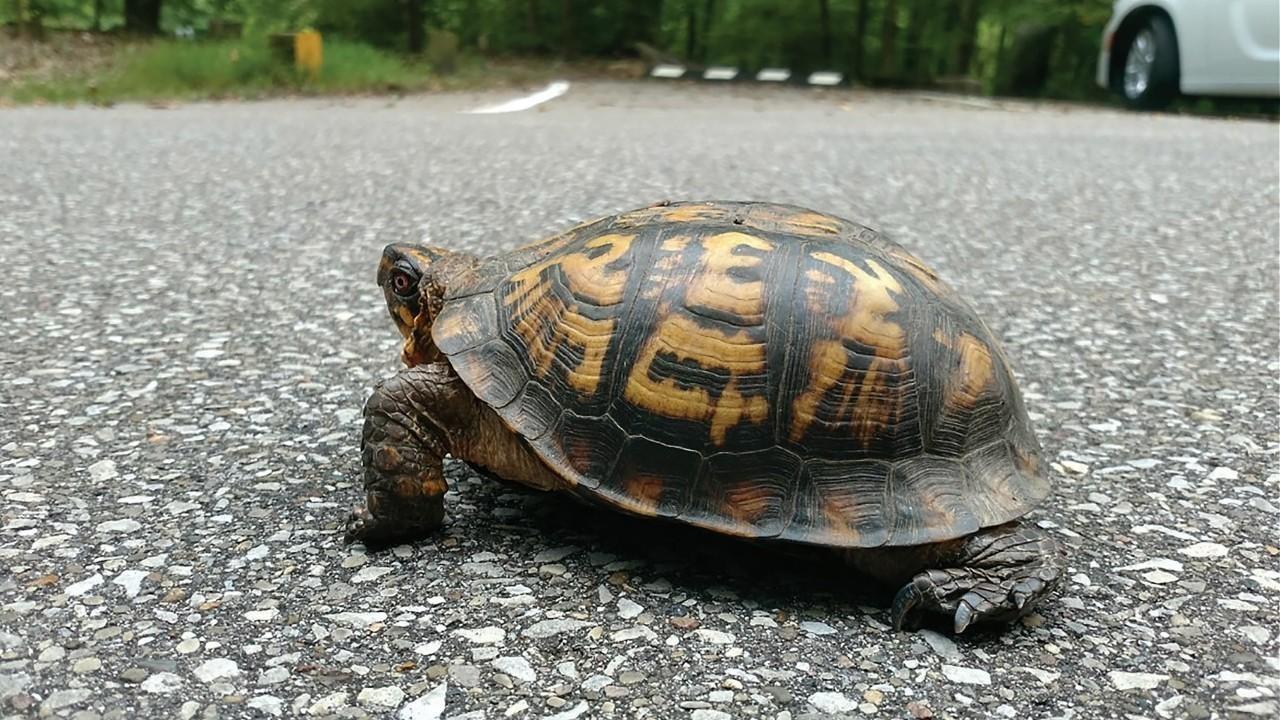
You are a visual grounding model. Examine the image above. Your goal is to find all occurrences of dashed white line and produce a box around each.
[463,81,570,114]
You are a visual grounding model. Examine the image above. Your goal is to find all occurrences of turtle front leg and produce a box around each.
[345,363,467,547]
[891,522,1064,634]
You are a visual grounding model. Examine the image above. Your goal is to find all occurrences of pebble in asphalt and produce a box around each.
[1,82,1277,719]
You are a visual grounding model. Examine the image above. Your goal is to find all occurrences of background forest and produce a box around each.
[3,0,1116,100]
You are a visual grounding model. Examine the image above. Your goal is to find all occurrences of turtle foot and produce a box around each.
[342,503,443,548]
[890,566,1054,633]
[890,523,1064,634]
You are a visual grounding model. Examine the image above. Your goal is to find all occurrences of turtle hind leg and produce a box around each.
[890,522,1064,634]
[344,363,466,548]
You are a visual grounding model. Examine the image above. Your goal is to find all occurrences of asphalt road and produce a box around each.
[1,83,1277,720]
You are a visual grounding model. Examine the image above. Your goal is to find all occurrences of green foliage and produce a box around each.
[2,38,431,102]
[316,37,425,90]
[311,0,403,47]
[3,0,104,28]
[234,0,315,36]
[106,39,284,95]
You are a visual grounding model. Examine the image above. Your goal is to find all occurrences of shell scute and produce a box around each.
[688,448,804,538]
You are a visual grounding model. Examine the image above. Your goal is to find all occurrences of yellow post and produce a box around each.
[294,30,323,78]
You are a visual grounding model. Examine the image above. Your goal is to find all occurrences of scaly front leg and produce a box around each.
[345,363,464,547]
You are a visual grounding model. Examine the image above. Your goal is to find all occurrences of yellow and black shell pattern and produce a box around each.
[433,201,1048,548]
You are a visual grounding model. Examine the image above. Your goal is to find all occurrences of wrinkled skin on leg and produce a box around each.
[850,522,1064,634]
[345,362,565,547]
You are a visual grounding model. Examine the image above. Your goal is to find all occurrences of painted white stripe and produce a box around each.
[465,81,570,114]
[650,64,686,78]
[756,68,791,82]
[807,71,843,86]
[703,66,739,81]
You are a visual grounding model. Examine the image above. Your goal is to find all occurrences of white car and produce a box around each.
[1096,0,1280,109]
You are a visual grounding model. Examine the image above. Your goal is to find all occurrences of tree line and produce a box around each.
[5,0,1114,98]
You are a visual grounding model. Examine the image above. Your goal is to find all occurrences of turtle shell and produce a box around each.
[432,201,1048,548]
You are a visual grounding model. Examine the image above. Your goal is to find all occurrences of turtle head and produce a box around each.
[378,243,474,367]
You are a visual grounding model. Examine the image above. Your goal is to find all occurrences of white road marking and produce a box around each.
[650,64,686,78]
[703,66,739,81]
[464,81,570,114]
[807,71,843,86]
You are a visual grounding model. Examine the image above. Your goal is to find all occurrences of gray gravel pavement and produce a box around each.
[1,83,1277,720]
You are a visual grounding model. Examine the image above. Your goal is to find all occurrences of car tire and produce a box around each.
[1115,14,1179,110]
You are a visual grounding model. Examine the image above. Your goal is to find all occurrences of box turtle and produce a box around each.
[346,200,1064,633]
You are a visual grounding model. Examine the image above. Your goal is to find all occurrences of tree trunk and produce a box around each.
[619,0,663,50]
[818,0,831,67]
[406,0,425,53]
[852,0,869,79]
[700,0,715,62]
[993,22,1008,91]
[685,3,697,60]
[523,0,541,51]
[878,0,898,77]
[559,0,572,58]
[123,0,162,35]
[900,0,929,82]
[92,0,103,31]
[940,1,961,74]
[953,0,981,75]
[461,0,480,48]
[13,0,27,38]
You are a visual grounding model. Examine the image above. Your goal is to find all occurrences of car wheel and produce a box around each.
[1116,14,1179,110]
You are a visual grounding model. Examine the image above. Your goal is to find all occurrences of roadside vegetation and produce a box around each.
[5,38,421,103]
[0,34,565,104]
[1,0,1274,114]
[0,0,1124,105]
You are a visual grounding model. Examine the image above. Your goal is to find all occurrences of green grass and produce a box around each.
[313,40,429,92]
[3,38,436,104]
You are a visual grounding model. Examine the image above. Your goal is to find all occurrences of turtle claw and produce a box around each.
[953,598,978,634]
[343,506,375,545]
[890,581,926,631]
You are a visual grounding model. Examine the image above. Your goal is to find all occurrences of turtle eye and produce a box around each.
[389,267,418,298]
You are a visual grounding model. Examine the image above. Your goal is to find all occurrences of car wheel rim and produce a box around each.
[1123,29,1157,99]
